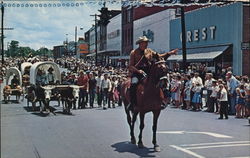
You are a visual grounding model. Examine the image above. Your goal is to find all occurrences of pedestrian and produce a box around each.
[226,72,240,115]
[210,80,219,113]
[96,72,103,107]
[171,74,182,108]
[101,73,111,110]
[235,84,246,118]
[88,72,97,108]
[184,75,192,110]
[191,82,202,111]
[204,73,215,112]
[218,84,229,119]
[77,70,89,109]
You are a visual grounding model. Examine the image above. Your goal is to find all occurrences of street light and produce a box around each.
[65,34,68,56]
[75,26,77,56]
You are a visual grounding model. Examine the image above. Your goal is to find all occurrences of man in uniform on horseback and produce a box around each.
[128,36,178,110]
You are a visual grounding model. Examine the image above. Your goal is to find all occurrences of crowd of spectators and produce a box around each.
[162,67,250,120]
[1,56,250,120]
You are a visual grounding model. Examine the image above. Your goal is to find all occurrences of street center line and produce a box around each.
[229,156,250,158]
[185,143,250,150]
[157,131,232,138]
[170,145,205,158]
[157,131,184,134]
[187,132,232,138]
[180,141,250,147]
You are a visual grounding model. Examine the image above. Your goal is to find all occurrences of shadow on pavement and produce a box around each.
[111,141,156,158]
[23,106,40,112]
[30,112,50,117]
[1,100,21,104]
[55,111,75,116]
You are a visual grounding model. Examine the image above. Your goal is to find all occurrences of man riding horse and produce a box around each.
[128,36,178,111]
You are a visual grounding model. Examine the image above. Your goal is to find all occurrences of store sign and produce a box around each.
[108,30,120,39]
[143,29,154,42]
[79,43,89,54]
[180,26,216,42]
[241,42,250,50]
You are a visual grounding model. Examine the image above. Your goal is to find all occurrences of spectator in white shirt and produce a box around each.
[101,73,111,110]
[210,80,219,113]
[205,73,215,112]
[192,72,203,87]
[96,72,104,107]
[218,84,228,119]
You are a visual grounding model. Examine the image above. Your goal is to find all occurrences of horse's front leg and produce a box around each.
[130,111,138,144]
[152,110,161,152]
[138,112,145,148]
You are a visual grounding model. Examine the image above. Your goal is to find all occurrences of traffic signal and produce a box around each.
[98,7,111,25]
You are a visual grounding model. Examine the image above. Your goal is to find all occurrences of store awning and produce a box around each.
[86,49,120,57]
[167,45,230,62]
[86,53,96,57]
[109,56,130,60]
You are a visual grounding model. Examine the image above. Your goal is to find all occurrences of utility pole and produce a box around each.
[180,4,187,73]
[1,1,4,65]
[75,26,77,56]
[90,14,98,66]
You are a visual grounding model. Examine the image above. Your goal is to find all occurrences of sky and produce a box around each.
[3,1,121,50]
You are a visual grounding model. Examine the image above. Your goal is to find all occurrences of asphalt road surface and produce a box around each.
[1,98,250,158]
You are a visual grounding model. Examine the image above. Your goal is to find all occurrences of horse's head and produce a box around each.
[149,59,168,84]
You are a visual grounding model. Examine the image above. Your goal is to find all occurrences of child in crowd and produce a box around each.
[192,82,202,111]
[235,84,246,118]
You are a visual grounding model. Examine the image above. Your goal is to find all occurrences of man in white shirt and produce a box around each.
[205,73,215,112]
[218,84,228,119]
[101,73,111,110]
[210,80,219,113]
[96,72,104,107]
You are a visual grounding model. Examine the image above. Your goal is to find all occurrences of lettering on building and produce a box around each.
[108,30,120,39]
[180,26,216,42]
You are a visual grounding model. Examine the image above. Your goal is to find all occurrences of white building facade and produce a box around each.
[106,14,122,55]
[133,9,176,53]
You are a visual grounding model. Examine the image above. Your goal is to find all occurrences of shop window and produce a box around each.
[128,29,130,46]
[127,9,131,23]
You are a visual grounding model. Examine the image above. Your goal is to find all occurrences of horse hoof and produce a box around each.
[131,138,136,144]
[138,143,144,148]
[154,145,161,152]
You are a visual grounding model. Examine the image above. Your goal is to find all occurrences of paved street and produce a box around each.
[1,98,250,158]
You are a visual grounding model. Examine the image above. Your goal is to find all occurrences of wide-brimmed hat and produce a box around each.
[136,36,150,45]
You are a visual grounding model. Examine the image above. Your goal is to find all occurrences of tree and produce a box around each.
[6,40,19,57]
[17,47,35,57]
[35,47,52,57]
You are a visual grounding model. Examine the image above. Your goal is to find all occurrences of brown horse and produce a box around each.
[121,59,167,152]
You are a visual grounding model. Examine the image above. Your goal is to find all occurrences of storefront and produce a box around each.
[170,2,248,76]
[106,14,122,66]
